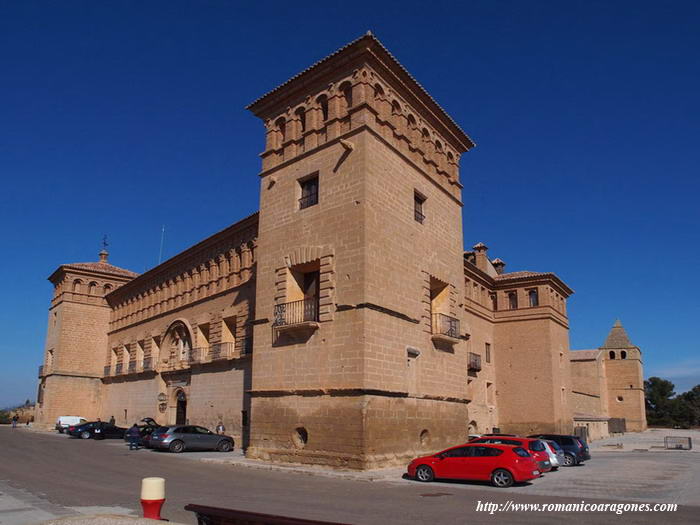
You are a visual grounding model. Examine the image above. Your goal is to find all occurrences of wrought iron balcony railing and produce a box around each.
[468,352,482,372]
[414,208,425,224]
[115,363,123,375]
[431,313,460,339]
[143,357,152,371]
[273,298,319,327]
[103,365,112,377]
[299,192,318,210]
[128,361,137,374]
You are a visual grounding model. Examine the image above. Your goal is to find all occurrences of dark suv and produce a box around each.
[528,434,590,466]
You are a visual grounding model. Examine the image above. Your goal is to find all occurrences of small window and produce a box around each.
[295,107,306,133]
[621,350,627,359]
[508,291,518,310]
[485,343,491,364]
[299,175,319,210]
[275,117,286,144]
[414,192,426,224]
[489,293,497,311]
[609,351,616,360]
[317,95,329,122]
[528,289,539,307]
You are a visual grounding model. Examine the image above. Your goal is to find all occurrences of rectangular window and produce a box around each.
[485,342,491,364]
[299,175,319,209]
[508,291,518,310]
[489,292,497,311]
[414,192,426,224]
[528,288,539,307]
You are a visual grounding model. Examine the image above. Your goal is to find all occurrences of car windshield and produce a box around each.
[547,440,563,451]
[529,440,546,451]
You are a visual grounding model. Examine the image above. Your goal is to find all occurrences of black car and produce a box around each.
[528,434,590,466]
[124,417,160,447]
[67,421,126,440]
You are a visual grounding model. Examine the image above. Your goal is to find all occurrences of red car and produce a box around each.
[407,443,541,488]
[470,436,552,473]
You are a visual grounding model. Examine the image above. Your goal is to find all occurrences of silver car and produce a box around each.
[149,425,234,453]
[545,439,566,469]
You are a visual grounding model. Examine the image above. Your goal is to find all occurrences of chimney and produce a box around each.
[472,242,489,272]
[492,258,506,275]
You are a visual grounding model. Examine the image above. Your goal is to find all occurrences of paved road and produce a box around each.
[0,427,697,524]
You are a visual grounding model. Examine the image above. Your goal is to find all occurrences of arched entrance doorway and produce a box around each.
[175,390,187,425]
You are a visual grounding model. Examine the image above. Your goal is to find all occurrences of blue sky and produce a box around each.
[1,1,698,407]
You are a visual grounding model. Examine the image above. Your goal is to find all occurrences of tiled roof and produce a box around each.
[494,271,547,280]
[570,349,601,361]
[62,262,138,278]
[601,319,635,349]
[247,31,474,149]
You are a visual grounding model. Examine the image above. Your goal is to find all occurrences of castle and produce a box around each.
[35,33,646,468]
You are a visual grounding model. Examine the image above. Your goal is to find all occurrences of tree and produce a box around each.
[645,378,700,428]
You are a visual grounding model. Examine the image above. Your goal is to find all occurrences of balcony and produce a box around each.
[38,365,44,378]
[468,352,482,372]
[299,192,318,210]
[273,298,319,332]
[128,361,137,374]
[103,365,112,377]
[115,363,123,375]
[209,342,236,361]
[414,208,425,224]
[431,313,461,345]
[143,357,153,371]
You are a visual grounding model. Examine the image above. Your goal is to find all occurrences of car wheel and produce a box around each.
[58,428,64,434]
[563,453,576,466]
[415,465,434,482]
[169,440,185,453]
[217,440,233,452]
[491,469,514,488]
[80,431,91,439]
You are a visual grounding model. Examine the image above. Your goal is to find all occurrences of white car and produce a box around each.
[542,440,561,470]
[55,416,87,433]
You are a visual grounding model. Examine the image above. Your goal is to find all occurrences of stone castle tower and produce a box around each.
[36,249,137,425]
[601,320,647,432]
[246,32,475,467]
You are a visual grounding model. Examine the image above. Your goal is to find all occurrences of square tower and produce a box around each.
[247,33,475,468]
[35,250,137,428]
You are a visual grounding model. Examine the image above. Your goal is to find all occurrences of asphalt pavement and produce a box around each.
[0,426,698,525]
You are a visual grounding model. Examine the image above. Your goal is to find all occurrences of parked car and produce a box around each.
[67,421,126,440]
[545,439,566,468]
[407,443,541,487]
[149,425,234,453]
[528,434,590,466]
[541,440,561,470]
[470,437,552,473]
[55,416,87,433]
[124,418,160,447]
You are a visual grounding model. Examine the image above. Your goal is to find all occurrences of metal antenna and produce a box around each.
[158,225,165,264]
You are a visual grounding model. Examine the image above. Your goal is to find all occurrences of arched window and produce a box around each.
[434,140,443,153]
[373,83,384,100]
[421,128,430,141]
[621,350,627,359]
[103,283,113,295]
[164,321,193,363]
[88,282,98,295]
[391,100,401,115]
[340,82,353,111]
[72,279,83,293]
[447,151,454,163]
[275,117,286,144]
[295,107,306,133]
[316,95,329,122]
[609,351,616,360]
